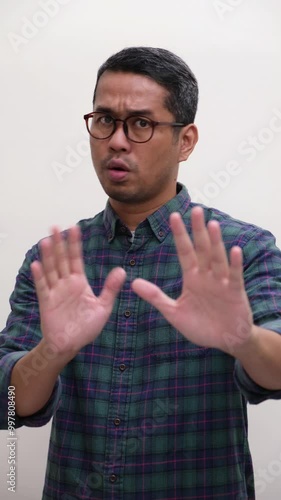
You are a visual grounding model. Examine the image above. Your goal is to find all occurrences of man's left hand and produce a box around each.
[132,207,254,356]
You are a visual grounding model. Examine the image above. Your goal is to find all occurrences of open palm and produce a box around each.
[132,207,253,355]
[31,225,126,356]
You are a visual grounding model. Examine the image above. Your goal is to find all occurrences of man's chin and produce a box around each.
[108,192,142,204]
[100,182,135,202]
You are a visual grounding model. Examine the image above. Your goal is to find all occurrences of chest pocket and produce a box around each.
[148,320,211,360]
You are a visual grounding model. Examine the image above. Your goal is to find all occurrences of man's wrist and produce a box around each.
[227,324,259,361]
[37,338,78,370]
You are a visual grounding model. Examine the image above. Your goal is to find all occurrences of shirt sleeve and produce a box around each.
[233,226,281,403]
[0,244,62,430]
[234,360,281,404]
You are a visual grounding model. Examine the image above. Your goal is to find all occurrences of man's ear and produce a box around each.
[178,124,198,162]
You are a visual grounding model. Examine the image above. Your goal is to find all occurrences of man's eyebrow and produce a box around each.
[94,106,154,117]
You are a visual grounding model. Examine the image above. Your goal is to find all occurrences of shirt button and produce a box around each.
[114,418,121,426]
[119,363,126,372]
[129,259,136,266]
[109,474,117,483]
[124,310,131,318]
[158,230,164,237]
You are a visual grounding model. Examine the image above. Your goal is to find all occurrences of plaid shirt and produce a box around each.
[1,184,281,500]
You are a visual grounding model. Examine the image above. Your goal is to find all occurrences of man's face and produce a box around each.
[90,71,196,210]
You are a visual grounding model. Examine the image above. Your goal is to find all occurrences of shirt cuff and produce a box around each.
[234,359,281,404]
[0,351,61,429]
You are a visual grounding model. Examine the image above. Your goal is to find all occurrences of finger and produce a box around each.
[51,227,70,278]
[99,267,127,308]
[191,206,211,271]
[229,246,244,290]
[30,261,49,303]
[67,225,85,275]
[39,236,59,288]
[169,212,197,274]
[132,278,176,323]
[208,220,229,279]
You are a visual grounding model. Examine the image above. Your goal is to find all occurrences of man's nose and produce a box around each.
[108,120,131,151]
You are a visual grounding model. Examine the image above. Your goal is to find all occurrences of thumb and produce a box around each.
[99,267,127,308]
[132,278,175,320]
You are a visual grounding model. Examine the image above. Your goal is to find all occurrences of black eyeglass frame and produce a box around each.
[83,112,187,144]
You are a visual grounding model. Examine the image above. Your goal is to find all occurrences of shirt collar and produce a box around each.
[103,183,191,242]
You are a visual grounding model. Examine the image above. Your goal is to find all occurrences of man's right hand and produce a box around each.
[31,225,126,360]
[11,225,125,418]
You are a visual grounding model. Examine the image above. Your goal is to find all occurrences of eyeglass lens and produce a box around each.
[87,113,153,142]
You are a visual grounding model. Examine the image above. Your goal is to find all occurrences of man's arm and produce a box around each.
[132,208,281,391]
[233,325,281,390]
[10,340,72,417]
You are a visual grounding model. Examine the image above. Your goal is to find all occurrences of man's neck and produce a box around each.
[109,192,177,231]
[109,202,163,231]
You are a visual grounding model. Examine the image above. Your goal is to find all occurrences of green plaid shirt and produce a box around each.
[1,184,281,499]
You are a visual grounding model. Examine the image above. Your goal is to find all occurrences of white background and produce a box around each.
[0,0,281,498]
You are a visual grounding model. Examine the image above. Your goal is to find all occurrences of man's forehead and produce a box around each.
[93,72,170,117]
[95,71,167,101]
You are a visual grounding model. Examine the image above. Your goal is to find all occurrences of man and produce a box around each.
[1,46,281,499]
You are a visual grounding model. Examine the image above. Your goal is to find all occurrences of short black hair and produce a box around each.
[93,46,198,124]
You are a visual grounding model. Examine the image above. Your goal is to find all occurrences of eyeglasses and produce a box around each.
[83,112,186,144]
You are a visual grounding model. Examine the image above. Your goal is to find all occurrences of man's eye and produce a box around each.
[134,118,151,128]
[99,115,114,125]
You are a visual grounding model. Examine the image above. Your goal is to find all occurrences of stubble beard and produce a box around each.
[103,183,154,205]
[96,156,175,206]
